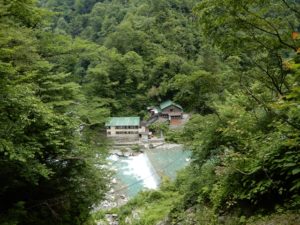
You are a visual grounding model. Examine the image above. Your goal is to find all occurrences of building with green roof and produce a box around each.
[105,117,140,127]
[105,117,141,138]
[148,100,183,124]
[159,100,183,111]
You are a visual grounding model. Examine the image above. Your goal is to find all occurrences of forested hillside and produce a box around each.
[108,0,300,224]
[1,0,300,224]
[0,1,109,224]
[38,0,215,115]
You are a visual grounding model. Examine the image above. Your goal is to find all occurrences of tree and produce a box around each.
[0,1,109,224]
[174,0,300,216]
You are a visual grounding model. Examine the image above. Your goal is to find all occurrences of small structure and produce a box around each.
[159,100,183,120]
[148,100,183,125]
[106,117,140,138]
[139,122,151,141]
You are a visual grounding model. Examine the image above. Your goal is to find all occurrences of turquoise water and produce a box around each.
[112,154,159,197]
[114,160,146,197]
[109,145,191,198]
[146,145,191,179]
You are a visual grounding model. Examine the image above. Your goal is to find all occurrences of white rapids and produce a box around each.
[123,153,159,190]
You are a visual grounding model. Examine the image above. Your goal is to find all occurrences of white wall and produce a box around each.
[107,126,139,137]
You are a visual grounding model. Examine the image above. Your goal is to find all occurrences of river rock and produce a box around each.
[123,152,132,157]
[105,214,119,225]
[132,210,141,220]
[119,194,126,199]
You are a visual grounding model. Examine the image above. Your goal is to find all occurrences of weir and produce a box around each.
[109,144,191,198]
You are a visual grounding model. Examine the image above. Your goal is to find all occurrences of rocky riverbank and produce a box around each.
[94,143,190,224]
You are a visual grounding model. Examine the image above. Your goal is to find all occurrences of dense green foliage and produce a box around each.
[112,180,181,225]
[38,0,207,115]
[1,0,300,224]
[180,0,300,215]
[0,1,109,224]
[100,0,300,224]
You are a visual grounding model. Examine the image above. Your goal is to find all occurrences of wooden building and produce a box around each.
[159,100,183,120]
[149,100,183,122]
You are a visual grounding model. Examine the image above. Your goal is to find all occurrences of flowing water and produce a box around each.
[109,144,191,198]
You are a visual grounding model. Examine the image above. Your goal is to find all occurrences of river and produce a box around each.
[108,144,191,198]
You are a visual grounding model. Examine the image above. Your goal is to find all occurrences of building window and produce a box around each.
[161,114,168,118]
[170,109,173,112]
[114,126,139,130]
[115,131,138,135]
